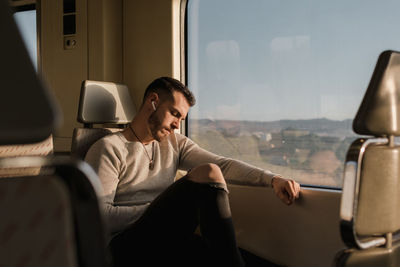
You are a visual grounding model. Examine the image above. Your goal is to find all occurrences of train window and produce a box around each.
[186,0,400,188]
[13,9,37,70]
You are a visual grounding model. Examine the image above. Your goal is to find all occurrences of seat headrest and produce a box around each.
[353,50,400,136]
[77,80,136,125]
[0,0,61,145]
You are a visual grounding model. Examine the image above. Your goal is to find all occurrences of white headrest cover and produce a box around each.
[78,80,136,124]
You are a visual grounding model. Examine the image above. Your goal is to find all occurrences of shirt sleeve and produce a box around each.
[85,138,149,234]
[177,135,278,187]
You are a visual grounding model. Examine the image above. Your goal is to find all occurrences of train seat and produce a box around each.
[0,0,110,266]
[71,80,136,159]
[335,50,400,266]
[0,156,111,267]
[0,135,53,177]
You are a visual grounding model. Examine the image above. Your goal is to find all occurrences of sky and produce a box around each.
[187,0,400,122]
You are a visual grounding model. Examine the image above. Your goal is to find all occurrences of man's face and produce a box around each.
[148,91,190,142]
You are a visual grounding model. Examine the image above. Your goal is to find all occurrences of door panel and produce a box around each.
[229,185,345,267]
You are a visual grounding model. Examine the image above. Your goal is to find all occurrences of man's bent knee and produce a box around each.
[187,163,225,184]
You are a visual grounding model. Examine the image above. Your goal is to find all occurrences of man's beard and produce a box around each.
[148,111,166,142]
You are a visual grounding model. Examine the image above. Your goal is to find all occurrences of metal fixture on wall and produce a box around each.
[63,0,76,50]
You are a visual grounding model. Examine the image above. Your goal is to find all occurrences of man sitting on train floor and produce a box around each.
[85,77,301,267]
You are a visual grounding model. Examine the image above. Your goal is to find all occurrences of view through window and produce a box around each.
[186,0,400,188]
[14,9,37,70]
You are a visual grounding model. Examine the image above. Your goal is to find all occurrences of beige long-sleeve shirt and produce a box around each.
[85,132,276,235]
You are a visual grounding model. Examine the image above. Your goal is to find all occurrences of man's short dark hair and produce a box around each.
[143,77,196,106]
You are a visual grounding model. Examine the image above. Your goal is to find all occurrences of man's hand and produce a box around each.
[271,176,300,205]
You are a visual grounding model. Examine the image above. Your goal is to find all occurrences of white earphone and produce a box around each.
[151,101,156,111]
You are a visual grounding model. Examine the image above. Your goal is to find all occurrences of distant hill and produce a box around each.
[189,118,355,138]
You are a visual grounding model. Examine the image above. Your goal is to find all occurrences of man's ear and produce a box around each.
[148,92,159,103]
[147,92,159,111]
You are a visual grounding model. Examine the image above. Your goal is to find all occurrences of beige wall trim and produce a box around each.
[87,0,123,82]
[123,0,174,110]
[171,0,181,81]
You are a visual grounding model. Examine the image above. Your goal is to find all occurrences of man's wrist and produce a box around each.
[271,175,283,188]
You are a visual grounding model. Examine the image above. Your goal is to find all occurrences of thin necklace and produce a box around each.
[129,125,155,170]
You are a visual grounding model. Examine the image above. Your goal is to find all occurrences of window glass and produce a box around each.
[14,10,37,70]
[186,0,400,188]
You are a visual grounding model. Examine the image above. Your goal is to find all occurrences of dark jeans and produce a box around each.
[109,177,245,267]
